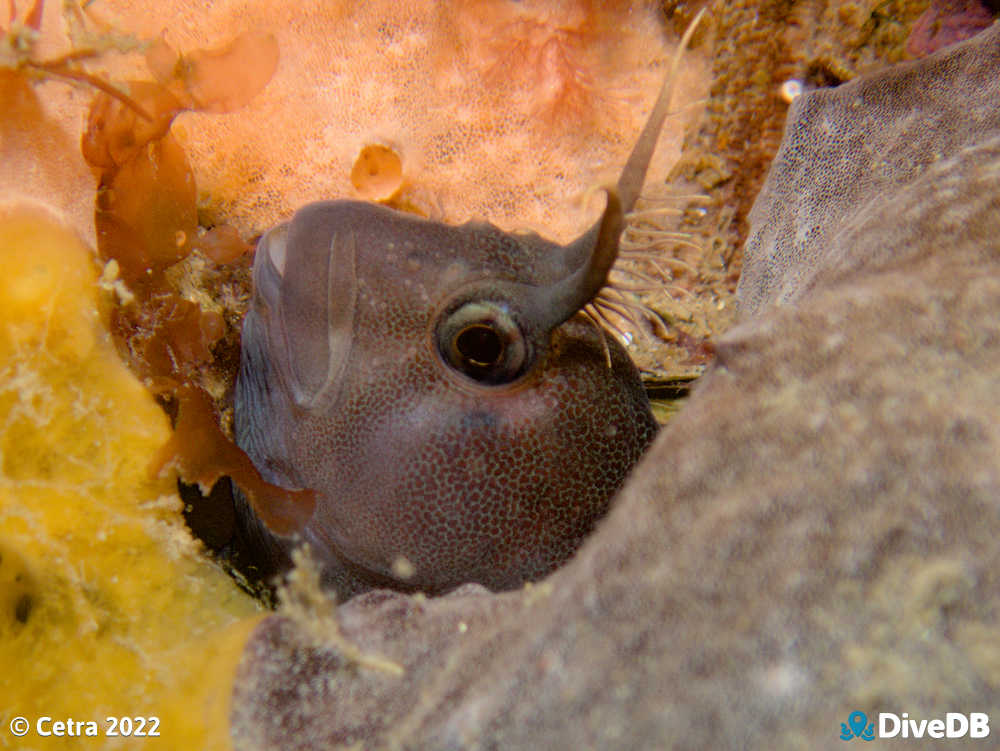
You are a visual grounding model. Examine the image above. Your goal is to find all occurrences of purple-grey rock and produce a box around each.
[738,19,1000,316]
[231,23,1000,751]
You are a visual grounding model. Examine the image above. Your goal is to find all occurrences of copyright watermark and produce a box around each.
[9,716,28,736]
[7,715,160,738]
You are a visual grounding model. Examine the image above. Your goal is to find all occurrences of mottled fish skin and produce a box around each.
[234,203,657,597]
[233,12,703,598]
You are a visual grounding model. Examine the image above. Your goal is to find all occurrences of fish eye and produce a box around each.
[436,301,529,384]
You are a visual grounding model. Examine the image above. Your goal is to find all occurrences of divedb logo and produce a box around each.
[840,710,991,741]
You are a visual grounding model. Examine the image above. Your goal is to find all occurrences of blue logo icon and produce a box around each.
[841,711,876,741]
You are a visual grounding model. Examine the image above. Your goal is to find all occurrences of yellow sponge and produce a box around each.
[0,205,259,750]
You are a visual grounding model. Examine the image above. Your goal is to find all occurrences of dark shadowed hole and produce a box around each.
[14,594,32,624]
[179,476,235,551]
[179,477,281,606]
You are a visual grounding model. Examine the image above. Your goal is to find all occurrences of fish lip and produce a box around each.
[249,221,289,314]
[301,520,431,592]
[258,221,288,275]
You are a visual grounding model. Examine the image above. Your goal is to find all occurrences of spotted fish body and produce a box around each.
[236,206,656,596]
[234,15,701,598]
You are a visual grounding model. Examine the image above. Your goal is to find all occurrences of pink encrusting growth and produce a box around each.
[467,0,636,132]
[87,0,709,243]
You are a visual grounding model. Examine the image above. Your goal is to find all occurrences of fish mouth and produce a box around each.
[260,221,288,275]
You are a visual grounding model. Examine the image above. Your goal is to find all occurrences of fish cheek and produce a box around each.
[304,380,547,591]
[302,325,654,594]
[282,347,433,570]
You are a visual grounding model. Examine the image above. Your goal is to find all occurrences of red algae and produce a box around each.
[0,0,43,31]
[81,29,313,538]
[145,31,279,113]
[82,81,184,169]
[95,132,197,286]
[151,385,316,537]
[109,294,221,389]
[443,0,647,140]
[197,224,252,264]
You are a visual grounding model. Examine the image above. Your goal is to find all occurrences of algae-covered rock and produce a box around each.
[0,205,259,750]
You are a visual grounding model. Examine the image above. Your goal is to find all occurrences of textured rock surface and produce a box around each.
[231,24,1000,750]
[739,20,1000,316]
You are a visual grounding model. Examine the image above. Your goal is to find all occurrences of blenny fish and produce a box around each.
[233,14,701,598]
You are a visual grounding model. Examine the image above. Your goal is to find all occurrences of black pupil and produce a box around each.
[455,324,504,367]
